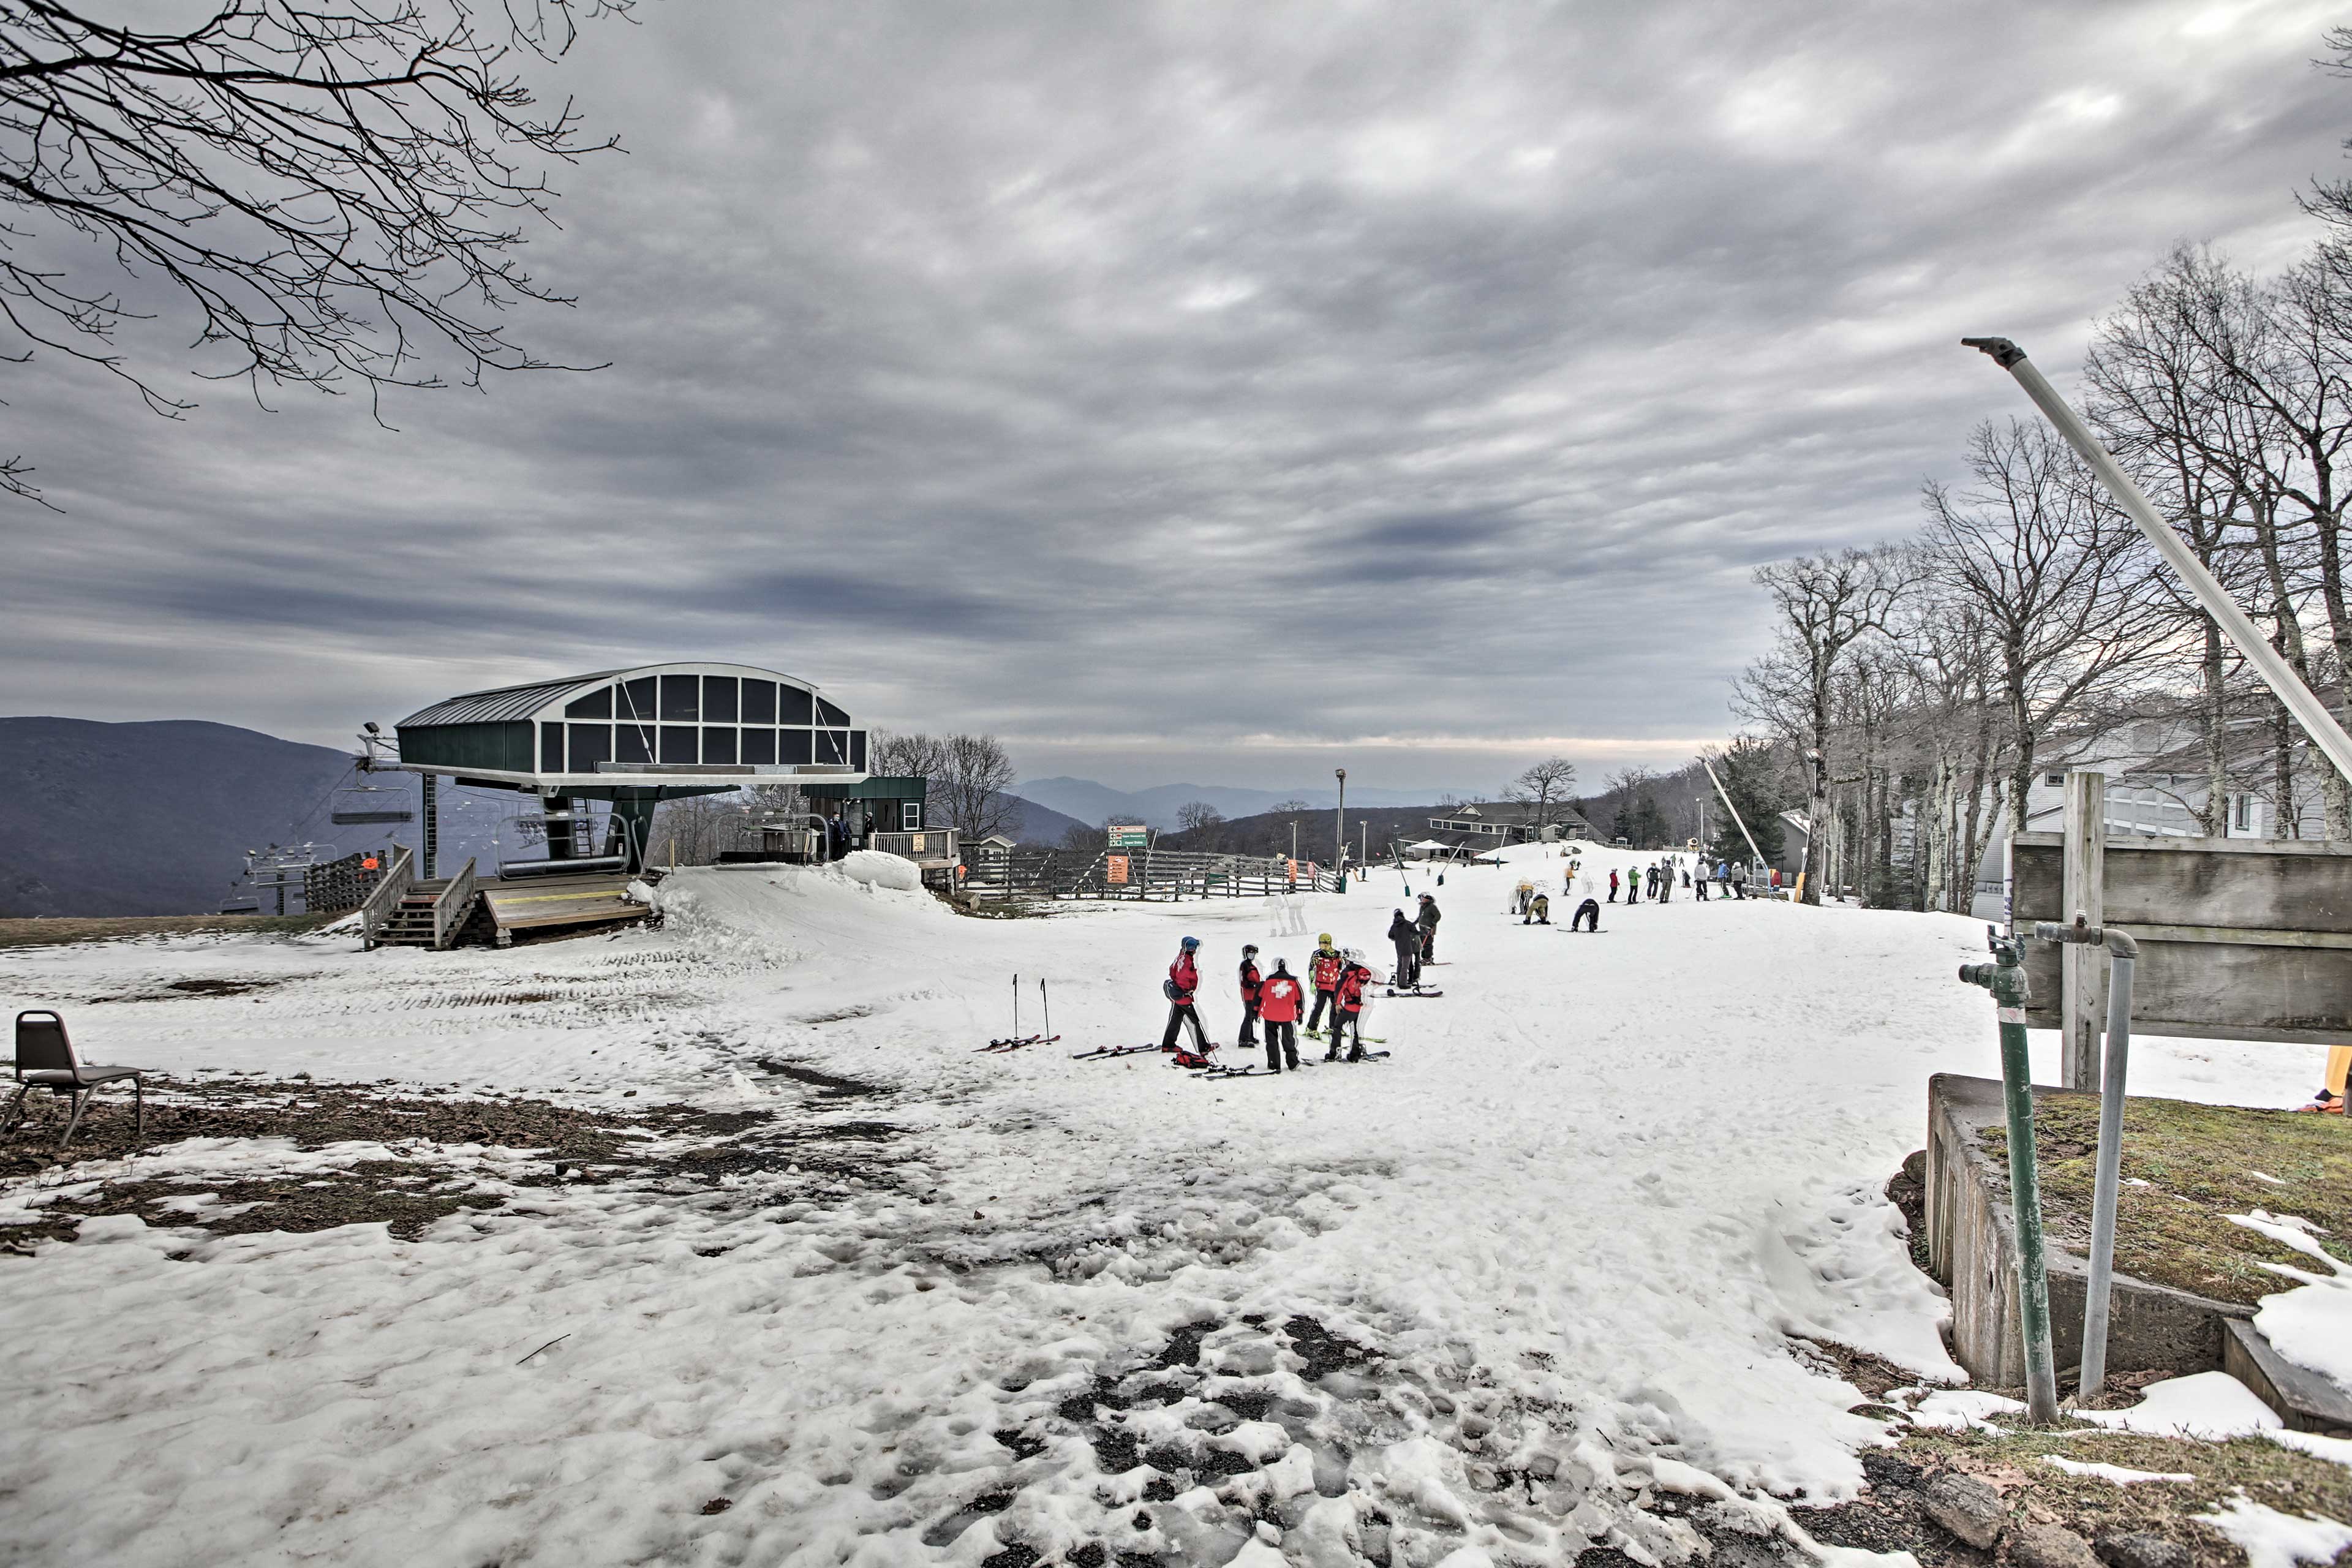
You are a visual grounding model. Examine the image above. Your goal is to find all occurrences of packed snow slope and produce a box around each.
[0,843,2331,1568]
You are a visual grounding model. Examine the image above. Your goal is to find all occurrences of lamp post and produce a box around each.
[1334,769,1348,892]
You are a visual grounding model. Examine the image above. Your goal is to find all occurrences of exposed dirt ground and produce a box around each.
[1,1072,899,1248]
[0,913,337,948]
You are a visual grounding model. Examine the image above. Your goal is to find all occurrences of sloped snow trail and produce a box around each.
[0,848,2331,1567]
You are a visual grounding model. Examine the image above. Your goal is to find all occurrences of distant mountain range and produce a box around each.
[1016,776,1457,833]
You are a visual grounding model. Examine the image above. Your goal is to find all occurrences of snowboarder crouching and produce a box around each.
[1572,897,1600,932]
[1258,959,1304,1072]
[1161,936,1210,1054]
[1524,892,1550,925]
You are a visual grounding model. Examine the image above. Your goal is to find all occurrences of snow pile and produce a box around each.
[839,848,921,891]
[2195,1496,2352,1568]
[2075,1372,2282,1439]
[2229,1210,2352,1393]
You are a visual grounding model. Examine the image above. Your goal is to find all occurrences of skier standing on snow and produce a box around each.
[1415,894,1441,963]
[1694,859,1710,900]
[1326,952,1373,1061]
[1572,896,1601,932]
[1258,958,1304,1073]
[1160,935,1210,1054]
[1654,859,1671,903]
[1387,908,1420,989]
[1730,862,1748,899]
[1607,869,1620,903]
[1306,934,1344,1036]
[1525,891,1550,925]
[1237,944,1264,1050]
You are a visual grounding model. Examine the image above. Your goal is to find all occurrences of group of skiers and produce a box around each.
[1599,856,1757,903]
[1161,899,1441,1072]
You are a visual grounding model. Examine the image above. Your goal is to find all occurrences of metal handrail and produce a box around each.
[357,844,416,949]
[432,858,478,949]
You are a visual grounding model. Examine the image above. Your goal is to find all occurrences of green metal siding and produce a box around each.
[802,774,925,802]
[398,722,535,773]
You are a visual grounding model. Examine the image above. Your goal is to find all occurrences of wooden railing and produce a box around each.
[358,843,416,949]
[431,858,478,949]
[966,846,1335,900]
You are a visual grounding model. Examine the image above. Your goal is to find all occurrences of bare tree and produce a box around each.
[1176,800,1223,833]
[1506,757,1578,833]
[1738,546,1917,903]
[0,0,629,500]
[650,791,744,867]
[1922,420,2165,842]
[932,733,1020,843]
[869,729,951,782]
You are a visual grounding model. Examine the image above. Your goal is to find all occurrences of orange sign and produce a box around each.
[361,856,379,870]
[1106,854,1130,885]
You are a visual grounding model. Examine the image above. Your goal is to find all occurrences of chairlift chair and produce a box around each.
[331,783,415,826]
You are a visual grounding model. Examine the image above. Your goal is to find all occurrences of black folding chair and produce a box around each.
[6,1011,149,1152]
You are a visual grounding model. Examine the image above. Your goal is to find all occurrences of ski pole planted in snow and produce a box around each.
[1041,979,1051,1046]
[1959,925,2060,1425]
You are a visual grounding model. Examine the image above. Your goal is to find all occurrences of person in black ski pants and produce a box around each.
[1387,908,1419,989]
[1572,897,1600,931]
[1259,959,1304,1072]
[1160,936,1209,1052]
[1237,944,1263,1050]
[1415,894,1441,965]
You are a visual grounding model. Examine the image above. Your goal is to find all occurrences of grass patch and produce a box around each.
[1980,1096,2351,1305]
[1900,1422,2352,1568]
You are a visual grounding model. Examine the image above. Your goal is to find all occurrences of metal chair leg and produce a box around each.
[0,1084,27,1137]
[58,1088,88,1151]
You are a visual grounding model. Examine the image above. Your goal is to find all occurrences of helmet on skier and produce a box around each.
[1180,936,1200,950]
[1418,893,1433,903]
[1272,957,1290,971]
[1317,931,1333,947]
[1242,943,1258,956]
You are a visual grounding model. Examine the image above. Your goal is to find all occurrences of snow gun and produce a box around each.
[1956,924,2059,1427]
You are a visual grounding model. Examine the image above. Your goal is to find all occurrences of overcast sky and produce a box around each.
[4,0,2346,795]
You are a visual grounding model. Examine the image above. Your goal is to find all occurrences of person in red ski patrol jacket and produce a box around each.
[1306,934,1344,1036]
[1256,957,1304,1073]
[1325,951,1374,1061]
[1236,944,1264,1050]
[1161,935,1211,1055]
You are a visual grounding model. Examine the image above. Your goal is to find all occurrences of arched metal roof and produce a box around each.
[397,673,620,728]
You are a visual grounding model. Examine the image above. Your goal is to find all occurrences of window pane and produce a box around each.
[813,729,848,765]
[902,801,922,831]
[741,679,776,724]
[780,729,813,764]
[540,724,564,772]
[565,685,612,718]
[850,730,867,771]
[703,677,739,722]
[660,726,697,764]
[661,674,700,721]
[703,726,738,764]
[570,724,614,769]
[742,728,776,765]
[777,684,813,726]
[616,723,651,764]
[816,696,850,728]
[621,677,657,722]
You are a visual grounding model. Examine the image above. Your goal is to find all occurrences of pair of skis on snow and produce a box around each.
[1198,1051,1392,1079]
[978,976,1062,1052]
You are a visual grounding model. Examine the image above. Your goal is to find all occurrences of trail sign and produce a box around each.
[1107,825,1149,850]
[1106,855,1131,885]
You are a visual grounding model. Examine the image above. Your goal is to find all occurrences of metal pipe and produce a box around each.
[1700,754,1771,878]
[1961,927,2062,1424]
[1335,769,1348,893]
[1964,338,2352,789]
[2036,918,2139,1398]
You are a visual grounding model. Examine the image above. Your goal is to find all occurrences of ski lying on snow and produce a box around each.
[1069,1043,1166,1061]
[1383,988,1443,998]
[1327,1050,1392,1062]
[978,1035,1060,1052]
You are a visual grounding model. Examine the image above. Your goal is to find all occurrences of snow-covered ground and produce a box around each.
[0,843,2337,1567]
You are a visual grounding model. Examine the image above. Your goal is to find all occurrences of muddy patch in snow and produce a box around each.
[1,1074,904,1248]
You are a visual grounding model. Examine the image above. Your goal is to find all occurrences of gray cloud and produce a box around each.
[2,0,2346,793]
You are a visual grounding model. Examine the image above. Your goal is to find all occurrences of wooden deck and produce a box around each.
[476,872,648,943]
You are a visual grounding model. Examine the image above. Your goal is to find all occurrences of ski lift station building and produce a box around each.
[366,662,928,947]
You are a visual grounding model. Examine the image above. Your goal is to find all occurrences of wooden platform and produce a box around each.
[476,873,648,945]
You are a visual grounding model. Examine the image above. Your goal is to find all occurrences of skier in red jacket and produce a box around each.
[1237,944,1264,1049]
[1306,936,1344,1036]
[1257,958,1304,1072]
[1160,936,1210,1054]
[1325,954,1373,1061]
